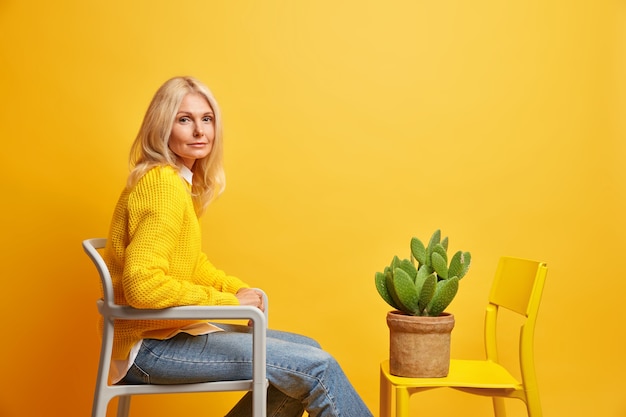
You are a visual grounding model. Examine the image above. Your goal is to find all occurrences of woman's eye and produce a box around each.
[179,117,191,123]
[203,116,213,123]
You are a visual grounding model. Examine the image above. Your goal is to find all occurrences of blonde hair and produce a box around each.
[128,76,225,214]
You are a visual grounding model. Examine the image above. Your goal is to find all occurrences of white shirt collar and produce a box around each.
[180,165,193,184]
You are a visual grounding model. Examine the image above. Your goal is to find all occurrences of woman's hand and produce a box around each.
[236,288,265,312]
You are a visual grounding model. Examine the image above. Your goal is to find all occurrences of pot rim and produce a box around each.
[386,310,455,332]
[387,310,454,319]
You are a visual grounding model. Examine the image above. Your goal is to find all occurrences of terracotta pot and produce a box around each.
[386,310,455,377]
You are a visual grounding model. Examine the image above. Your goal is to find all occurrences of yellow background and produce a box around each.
[1,1,624,416]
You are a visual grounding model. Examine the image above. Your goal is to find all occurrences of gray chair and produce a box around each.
[83,238,268,417]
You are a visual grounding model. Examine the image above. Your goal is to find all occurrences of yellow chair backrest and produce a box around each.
[489,256,548,317]
[485,256,548,376]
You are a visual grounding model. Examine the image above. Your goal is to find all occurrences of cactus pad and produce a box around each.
[392,268,420,313]
[425,277,459,317]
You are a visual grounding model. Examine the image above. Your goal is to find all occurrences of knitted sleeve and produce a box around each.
[195,251,250,294]
[122,167,241,309]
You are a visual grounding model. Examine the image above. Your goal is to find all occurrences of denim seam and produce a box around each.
[142,343,253,365]
[269,392,293,417]
[266,363,340,417]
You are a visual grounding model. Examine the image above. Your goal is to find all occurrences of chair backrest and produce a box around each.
[83,238,113,304]
[489,256,547,317]
[484,256,548,382]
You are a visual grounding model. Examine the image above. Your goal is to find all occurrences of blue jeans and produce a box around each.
[119,323,373,417]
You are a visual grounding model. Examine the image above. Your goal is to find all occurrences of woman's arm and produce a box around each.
[195,251,250,293]
[121,167,241,309]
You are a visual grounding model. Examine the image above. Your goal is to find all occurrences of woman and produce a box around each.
[102,76,373,417]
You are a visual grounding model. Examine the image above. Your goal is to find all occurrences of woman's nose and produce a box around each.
[194,127,204,137]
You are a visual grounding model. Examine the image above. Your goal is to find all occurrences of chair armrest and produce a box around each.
[99,302,265,326]
[98,289,269,328]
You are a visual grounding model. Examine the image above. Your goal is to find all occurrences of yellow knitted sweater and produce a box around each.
[103,165,249,360]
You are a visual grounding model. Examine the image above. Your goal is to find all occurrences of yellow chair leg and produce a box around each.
[525,390,543,417]
[379,368,391,417]
[492,397,506,417]
[395,387,411,417]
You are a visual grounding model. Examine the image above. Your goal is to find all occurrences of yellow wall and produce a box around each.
[1,1,624,416]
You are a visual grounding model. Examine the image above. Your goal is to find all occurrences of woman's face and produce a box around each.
[169,93,215,169]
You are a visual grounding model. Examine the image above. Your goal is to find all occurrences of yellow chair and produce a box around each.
[83,238,269,417]
[380,256,548,417]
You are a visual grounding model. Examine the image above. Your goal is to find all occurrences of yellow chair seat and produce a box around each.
[381,359,521,390]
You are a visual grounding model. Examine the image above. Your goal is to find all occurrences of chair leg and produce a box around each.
[92,394,109,417]
[492,397,506,417]
[379,368,392,417]
[116,395,131,417]
[395,387,411,417]
[525,391,542,417]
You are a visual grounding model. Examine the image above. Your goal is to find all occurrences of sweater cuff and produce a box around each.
[207,289,241,306]
[222,277,251,295]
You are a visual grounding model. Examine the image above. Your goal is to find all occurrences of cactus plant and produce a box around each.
[375,230,471,317]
